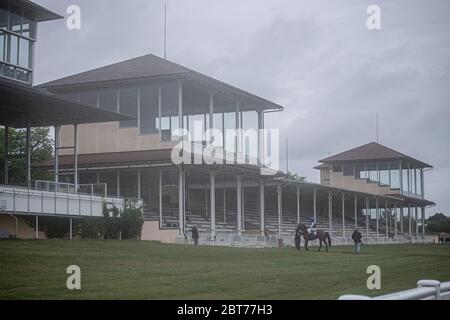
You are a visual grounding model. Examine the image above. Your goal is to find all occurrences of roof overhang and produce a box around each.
[0,78,135,128]
[13,0,63,22]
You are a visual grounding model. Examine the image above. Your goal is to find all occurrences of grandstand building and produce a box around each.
[36,54,435,246]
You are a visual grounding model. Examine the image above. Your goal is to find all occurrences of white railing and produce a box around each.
[0,184,125,217]
[34,180,107,197]
[339,280,450,300]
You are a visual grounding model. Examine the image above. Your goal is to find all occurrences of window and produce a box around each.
[22,16,36,39]
[0,31,6,61]
[140,85,159,134]
[80,91,98,107]
[119,87,138,127]
[18,37,29,68]
[9,34,18,64]
[99,89,117,112]
[0,2,9,30]
[9,4,21,34]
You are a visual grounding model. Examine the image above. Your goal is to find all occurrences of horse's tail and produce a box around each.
[326,232,332,247]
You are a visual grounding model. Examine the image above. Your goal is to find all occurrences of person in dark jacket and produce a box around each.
[351,229,362,254]
[192,226,199,246]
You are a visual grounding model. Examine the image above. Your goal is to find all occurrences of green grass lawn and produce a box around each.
[0,240,449,300]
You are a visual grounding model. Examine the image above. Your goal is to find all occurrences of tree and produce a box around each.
[426,213,450,234]
[0,127,53,185]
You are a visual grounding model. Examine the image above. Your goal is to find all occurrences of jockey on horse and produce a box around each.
[307,218,317,237]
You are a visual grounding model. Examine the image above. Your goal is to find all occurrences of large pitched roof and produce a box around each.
[38,54,283,111]
[39,54,190,88]
[319,142,432,168]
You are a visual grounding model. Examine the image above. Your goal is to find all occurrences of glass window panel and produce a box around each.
[9,34,18,64]
[223,112,236,153]
[188,114,204,142]
[343,164,353,176]
[80,90,98,107]
[0,2,9,30]
[18,37,29,68]
[212,113,223,147]
[9,4,21,33]
[119,87,138,128]
[140,85,159,134]
[161,82,178,116]
[99,89,117,112]
[22,16,36,38]
[416,169,422,195]
[390,162,400,189]
[0,31,6,61]
[402,169,408,192]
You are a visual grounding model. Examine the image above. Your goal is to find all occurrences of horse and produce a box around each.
[296,223,332,252]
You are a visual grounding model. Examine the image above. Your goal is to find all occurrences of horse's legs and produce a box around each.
[305,240,309,251]
[325,241,328,252]
[318,240,322,251]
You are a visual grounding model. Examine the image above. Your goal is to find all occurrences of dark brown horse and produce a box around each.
[296,223,332,252]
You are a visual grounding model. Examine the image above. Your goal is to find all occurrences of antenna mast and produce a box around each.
[376,113,379,143]
[164,5,167,59]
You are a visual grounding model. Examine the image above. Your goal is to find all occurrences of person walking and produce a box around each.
[192,226,199,246]
[352,229,362,254]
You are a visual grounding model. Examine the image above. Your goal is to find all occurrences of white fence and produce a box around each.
[0,184,125,217]
[339,280,450,300]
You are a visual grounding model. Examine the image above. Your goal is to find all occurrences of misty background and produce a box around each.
[33,0,450,217]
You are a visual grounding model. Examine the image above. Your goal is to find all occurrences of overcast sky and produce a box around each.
[34,0,450,217]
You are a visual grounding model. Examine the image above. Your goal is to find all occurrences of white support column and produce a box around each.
[54,126,59,184]
[399,161,403,194]
[26,122,31,187]
[328,191,332,236]
[159,168,163,228]
[394,203,398,238]
[313,189,317,222]
[415,206,419,238]
[116,171,120,197]
[408,205,412,236]
[341,193,345,238]
[223,187,226,223]
[385,201,389,238]
[137,168,141,199]
[210,170,216,239]
[257,111,264,165]
[422,207,426,240]
[296,185,300,225]
[235,102,241,155]
[375,198,379,238]
[209,92,214,143]
[236,176,242,235]
[35,215,39,239]
[354,195,358,230]
[3,125,8,185]
[158,86,162,141]
[69,218,73,240]
[277,184,283,241]
[260,180,265,236]
[400,205,404,236]
[73,124,78,193]
[178,166,184,235]
[365,197,369,237]
[178,79,183,139]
